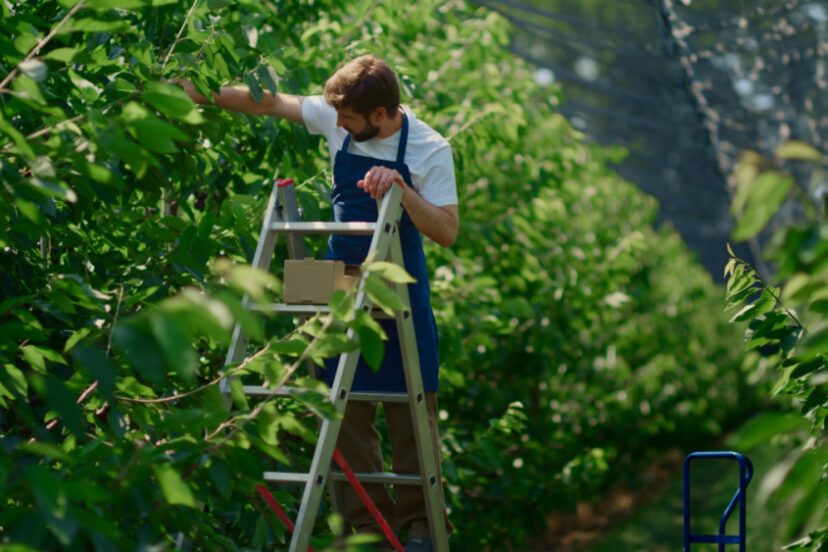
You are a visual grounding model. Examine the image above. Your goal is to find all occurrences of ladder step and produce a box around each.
[242,386,409,403]
[263,471,422,486]
[270,222,378,235]
[249,303,393,319]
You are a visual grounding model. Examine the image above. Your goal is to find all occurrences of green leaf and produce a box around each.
[799,327,828,358]
[124,286,160,308]
[270,337,308,356]
[789,357,824,379]
[111,324,167,384]
[22,345,66,372]
[86,0,152,9]
[72,346,116,400]
[149,314,198,382]
[17,441,72,463]
[363,261,417,284]
[153,463,195,507]
[257,403,280,446]
[357,323,384,370]
[43,47,80,63]
[213,291,264,344]
[0,110,36,158]
[208,459,232,499]
[64,327,92,353]
[288,381,338,419]
[0,364,28,398]
[18,59,47,82]
[732,171,794,242]
[229,377,249,410]
[725,412,807,449]
[244,72,263,103]
[62,18,132,34]
[355,0,373,19]
[142,82,203,123]
[729,302,757,323]
[363,278,406,316]
[42,375,85,438]
[207,0,233,8]
[257,65,278,97]
[128,117,190,153]
[775,140,824,162]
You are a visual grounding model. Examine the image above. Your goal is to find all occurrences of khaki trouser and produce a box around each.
[333,392,452,541]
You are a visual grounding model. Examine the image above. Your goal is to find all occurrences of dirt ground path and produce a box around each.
[532,449,685,552]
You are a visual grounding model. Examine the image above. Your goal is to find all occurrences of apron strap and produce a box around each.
[396,112,408,164]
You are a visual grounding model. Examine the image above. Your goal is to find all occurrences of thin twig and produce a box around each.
[0,0,86,91]
[106,285,124,358]
[161,0,200,70]
[203,314,336,447]
[446,106,497,143]
[114,343,274,404]
[43,380,99,431]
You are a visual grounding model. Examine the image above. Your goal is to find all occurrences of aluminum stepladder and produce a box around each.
[683,451,753,552]
[219,177,449,552]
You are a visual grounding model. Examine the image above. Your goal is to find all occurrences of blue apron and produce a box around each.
[322,114,440,393]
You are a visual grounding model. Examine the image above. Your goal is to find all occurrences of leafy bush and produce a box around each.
[1,0,757,549]
[725,141,827,551]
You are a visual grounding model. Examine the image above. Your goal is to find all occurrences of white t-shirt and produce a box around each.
[302,95,458,207]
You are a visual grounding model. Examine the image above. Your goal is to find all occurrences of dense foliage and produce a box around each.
[2,0,756,550]
[725,141,827,551]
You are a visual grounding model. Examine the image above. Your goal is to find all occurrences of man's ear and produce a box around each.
[370,106,387,124]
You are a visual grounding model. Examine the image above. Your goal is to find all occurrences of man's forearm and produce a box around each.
[210,87,304,121]
[177,81,304,122]
[401,188,458,247]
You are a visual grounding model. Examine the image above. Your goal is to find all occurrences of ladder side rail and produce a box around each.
[389,235,450,552]
[221,179,295,393]
[277,180,306,260]
[289,186,404,552]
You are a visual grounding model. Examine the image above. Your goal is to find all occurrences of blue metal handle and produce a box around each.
[683,451,753,552]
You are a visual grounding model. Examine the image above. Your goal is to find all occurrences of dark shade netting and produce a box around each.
[473,0,827,278]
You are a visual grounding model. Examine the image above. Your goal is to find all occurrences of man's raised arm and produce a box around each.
[174,80,304,123]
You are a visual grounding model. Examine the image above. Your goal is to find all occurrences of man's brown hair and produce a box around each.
[324,54,400,118]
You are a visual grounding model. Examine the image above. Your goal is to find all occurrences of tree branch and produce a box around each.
[0,0,86,91]
[161,0,200,70]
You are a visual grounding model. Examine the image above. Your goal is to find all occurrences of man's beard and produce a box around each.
[350,120,381,142]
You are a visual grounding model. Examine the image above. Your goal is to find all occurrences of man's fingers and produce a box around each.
[359,167,403,199]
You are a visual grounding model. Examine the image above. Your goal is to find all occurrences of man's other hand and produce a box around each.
[357,166,405,200]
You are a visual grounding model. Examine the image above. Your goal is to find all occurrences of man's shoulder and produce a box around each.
[405,108,450,151]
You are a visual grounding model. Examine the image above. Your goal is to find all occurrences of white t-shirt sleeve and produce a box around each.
[302,95,336,137]
[416,145,458,207]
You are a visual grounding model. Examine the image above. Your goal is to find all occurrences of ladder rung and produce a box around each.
[263,471,422,486]
[242,385,302,398]
[348,391,409,403]
[249,303,393,319]
[270,222,378,235]
[241,386,409,404]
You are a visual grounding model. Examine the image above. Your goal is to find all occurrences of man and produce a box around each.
[177,55,457,551]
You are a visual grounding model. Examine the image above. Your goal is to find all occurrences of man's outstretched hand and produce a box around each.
[170,79,208,104]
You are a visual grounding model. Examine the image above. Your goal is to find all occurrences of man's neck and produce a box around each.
[376,108,403,139]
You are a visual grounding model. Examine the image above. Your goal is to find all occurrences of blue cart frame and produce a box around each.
[683,451,753,552]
